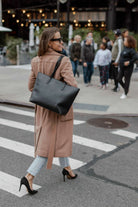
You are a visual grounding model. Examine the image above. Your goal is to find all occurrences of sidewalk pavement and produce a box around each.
[0,64,138,116]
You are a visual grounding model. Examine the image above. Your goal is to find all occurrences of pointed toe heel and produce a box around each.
[62,168,78,182]
[19,177,38,195]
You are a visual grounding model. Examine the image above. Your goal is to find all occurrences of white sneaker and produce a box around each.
[120,94,127,99]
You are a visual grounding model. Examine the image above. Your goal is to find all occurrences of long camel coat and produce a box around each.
[28,48,78,169]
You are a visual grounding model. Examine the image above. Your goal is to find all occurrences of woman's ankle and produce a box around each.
[26,173,34,181]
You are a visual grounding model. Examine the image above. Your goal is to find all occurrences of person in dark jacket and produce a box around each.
[118,35,138,99]
[81,37,95,86]
[70,35,81,77]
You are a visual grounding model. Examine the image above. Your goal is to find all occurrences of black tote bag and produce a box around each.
[29,56,80,115]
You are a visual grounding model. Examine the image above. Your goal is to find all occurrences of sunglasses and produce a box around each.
[50,37,63,43]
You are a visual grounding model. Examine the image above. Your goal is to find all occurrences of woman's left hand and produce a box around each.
[124,61,129,66]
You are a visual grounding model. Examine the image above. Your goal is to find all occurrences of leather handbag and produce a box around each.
[29,56,80,115]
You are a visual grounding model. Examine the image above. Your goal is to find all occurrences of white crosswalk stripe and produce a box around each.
[0,105,137,197]
[0,136,86,170]
[73,135,116,152]
[0,118,116,152]
[0,106,85,125]
[0,171,41,197]
[111,129,138,140]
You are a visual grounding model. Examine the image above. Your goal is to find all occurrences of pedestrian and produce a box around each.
[19,27,78,195]
[102,36,113,85]
[82,32,95,47]
[102,36,112,51]
[94,42,111,89]
[111,29,124,92]
[70,35,81,77]
[118,35,138,99]
[122,29,129,40]
[81,37,95,86]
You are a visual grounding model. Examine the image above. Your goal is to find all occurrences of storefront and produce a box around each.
[1,0,138,39]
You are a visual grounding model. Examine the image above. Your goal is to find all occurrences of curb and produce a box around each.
[0,99,138,117]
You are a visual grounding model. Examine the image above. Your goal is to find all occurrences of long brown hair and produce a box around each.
[38,27,59,56]
[126,35,137,49]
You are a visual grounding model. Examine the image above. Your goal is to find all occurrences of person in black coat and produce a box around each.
[118,35,138,99]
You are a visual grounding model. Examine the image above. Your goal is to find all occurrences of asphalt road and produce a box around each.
[0,104,138,207]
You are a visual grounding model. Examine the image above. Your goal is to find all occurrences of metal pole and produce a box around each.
[0,0,2,26]
[57,0,60,27]
[16,45,20,65]
[67,0,70,29]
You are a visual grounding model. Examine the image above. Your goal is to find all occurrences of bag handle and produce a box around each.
[50,56,64,78]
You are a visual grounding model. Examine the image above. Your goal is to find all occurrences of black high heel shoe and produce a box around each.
[19,177,38,195]
[62,168,78,182]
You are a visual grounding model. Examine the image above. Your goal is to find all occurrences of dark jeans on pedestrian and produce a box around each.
[112,61,119,89]
[71,60,79,77]
[118,66,133,95]
[83,62,94,84]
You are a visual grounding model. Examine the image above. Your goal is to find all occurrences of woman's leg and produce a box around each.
[124,67,133,95]
[25,156,48,189]
[118,68,125,90]
[59,157,75,177]
[27,156,48,176]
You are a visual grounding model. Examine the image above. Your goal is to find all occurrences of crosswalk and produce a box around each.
[0,105,138,197]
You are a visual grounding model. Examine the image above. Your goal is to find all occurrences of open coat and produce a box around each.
[28,48,78,169]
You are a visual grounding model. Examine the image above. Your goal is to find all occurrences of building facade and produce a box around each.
[1,0,138,39]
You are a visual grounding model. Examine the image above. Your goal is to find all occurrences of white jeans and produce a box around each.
[27,156,70,176]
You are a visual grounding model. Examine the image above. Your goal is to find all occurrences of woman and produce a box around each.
[70,35,82,77]
[19,27,78,195]
[81,37,95,86]
[94,42,111,89]
[118,35,138,99]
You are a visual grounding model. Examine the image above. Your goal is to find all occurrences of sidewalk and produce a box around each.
[0,64,138,115]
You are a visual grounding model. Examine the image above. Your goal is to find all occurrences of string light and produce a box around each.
[101,22,105,27]
[42,13,45,17]
[12,14,15,18]
[60,23,63,26]
[22,10,26,14]
[39,9,43,13]
[73,11,76,15]
[7,10,11,14]
[45,23,49,27]
[72,8,75,11]
[2,19,5,23]
[21,23,24,27]
[73,19,77,23]
[27,14,30,18]
[75,23,78,27]
[16,19,20,23]
[42,20,45,24]
[88,19,91,23]
[54,10,57,13]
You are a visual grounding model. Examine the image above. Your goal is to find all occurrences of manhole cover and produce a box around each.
[87,118,128,129]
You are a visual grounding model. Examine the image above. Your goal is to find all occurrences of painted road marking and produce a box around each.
[111,130,138,140]
[0,106,85,125]
[0,171,41,197]
[0,118,116,152]
[0,136,86,170]
[0,106,34,117]
[0,118,34,132]
[73,135,116,152]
